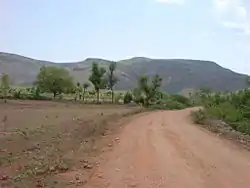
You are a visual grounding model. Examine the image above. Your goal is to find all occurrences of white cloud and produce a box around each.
[213,0,250,35]
[156,0,184,5]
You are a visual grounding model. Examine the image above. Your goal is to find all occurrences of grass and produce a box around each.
[0,100,140,187]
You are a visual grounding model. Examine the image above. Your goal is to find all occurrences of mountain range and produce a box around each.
[0,52,248,93]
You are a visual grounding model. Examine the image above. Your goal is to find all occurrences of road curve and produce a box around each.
[87,108,250,188]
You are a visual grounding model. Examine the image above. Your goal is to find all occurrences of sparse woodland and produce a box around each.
[2,62,250,135]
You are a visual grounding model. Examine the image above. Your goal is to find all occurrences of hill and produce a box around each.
[0,52,248,93]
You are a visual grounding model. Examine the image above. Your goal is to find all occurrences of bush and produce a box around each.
[123,91,133,104]
[170,94,191,107]
[193,88,250,135]
[191,109,206,124]
[156,93,192,110]
[206,102,243,123]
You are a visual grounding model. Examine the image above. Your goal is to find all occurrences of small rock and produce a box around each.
[49,166,56,172]
[83,163,92,169]
[75,174,80,180]
[80,159,89,163]
[115,137,120,141]
[128,182,138,187]
[36,180,44,187]
[76,180,86,185]
[57,163,69,172]
[0,174,9,181]
[0,149,7,152]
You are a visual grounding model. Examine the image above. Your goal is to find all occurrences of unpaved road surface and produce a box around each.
[87,108,250,188]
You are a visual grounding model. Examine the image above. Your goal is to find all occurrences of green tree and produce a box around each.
[35,66,74,98]
[137,74,162,107]
[89,62,107,103]
[0,74,10,98]
[82,82,90,102]
[123,91,133,104]
[107,62,118,103]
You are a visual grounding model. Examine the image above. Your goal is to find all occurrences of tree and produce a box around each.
[35,66,74,98]
[137,74,162,107]
[82,82,90,102]
[89,63,107,103]
[107,62,118,103]
[0,74,10,98]
[123,91,133,104]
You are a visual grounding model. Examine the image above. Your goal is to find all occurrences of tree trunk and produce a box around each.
[83,88,86,102]
[53,92,56,99]
[97,90,99,103]
[111,89,114,103]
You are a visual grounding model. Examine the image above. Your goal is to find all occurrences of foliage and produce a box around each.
[193,88,250,135]
[35,66,74,98]
[170,94,191,107]
[82,82,90,102]
[132,87,144,105]
[0,74,10,98]
[123,91,133,104]
[89,63,107,102]
[135,74,162,107]
[191,109,207,124]
[107,62,118,103]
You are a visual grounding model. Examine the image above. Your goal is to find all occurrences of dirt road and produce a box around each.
[87,108,250,188]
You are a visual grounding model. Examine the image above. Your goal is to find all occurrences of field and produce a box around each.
[0,100,140,187]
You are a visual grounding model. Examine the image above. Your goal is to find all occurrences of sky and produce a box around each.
[1,0,250,74]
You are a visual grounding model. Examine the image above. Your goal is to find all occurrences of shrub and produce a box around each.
[12,89,22,99]
[123,91,133,104]
[191,109,206,124]
[193,88,250,135]
[170,94,191,107]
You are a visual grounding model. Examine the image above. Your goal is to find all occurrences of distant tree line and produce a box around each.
[0,61,195,110]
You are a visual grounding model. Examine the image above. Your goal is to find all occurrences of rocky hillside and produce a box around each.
[0,52,248,93]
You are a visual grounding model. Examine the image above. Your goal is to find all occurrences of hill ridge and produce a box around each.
[0,52,247,93]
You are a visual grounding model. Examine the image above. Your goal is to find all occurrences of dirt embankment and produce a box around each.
[86,108,250,188]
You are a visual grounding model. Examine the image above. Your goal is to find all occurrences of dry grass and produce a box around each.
[0,100,140,187]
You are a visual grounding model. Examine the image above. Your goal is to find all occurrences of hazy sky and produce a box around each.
[1,0,250,74]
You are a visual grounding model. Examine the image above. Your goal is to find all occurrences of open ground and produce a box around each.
[1,101,250,188]
[0,100,140,187]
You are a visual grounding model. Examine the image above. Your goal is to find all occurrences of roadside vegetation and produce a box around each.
[191,78,250,136]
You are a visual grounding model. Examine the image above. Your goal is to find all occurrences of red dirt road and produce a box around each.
[87,108,250,188]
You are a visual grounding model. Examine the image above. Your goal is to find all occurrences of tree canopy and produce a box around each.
[0,74,10,97]
[137,74,162,106]
[35,66,74,98]
[89,62,107,102]
[107,62,118,103]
